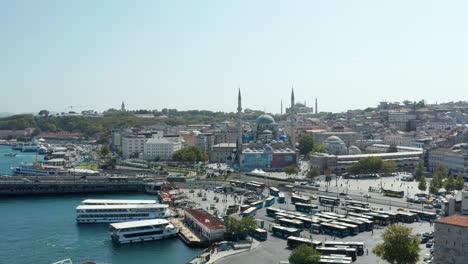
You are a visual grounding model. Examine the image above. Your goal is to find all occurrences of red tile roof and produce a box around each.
[435,214,468,228]
[185,209,225,230]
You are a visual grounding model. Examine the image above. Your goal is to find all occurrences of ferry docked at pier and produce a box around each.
[76,204,170,223]
[109,219,178,244]
[81,199,158,205]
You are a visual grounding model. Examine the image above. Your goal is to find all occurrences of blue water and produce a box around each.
[0,145,44,175]
[0,146,201,264]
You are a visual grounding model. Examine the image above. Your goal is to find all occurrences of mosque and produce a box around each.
[232,89,298,171]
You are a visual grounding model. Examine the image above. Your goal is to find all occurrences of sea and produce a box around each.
[0,145,201,264]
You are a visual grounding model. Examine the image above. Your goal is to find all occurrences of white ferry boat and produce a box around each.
[81,199,158,205]
[76,204,169,223]
[109,219,178,244]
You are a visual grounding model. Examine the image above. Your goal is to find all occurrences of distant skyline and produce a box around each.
[2,1,468,114]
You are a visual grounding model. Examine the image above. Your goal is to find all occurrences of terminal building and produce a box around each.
[184,209,226,242]
[434,214,468,264]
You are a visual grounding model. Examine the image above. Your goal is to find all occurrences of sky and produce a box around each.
[1,0,468,114]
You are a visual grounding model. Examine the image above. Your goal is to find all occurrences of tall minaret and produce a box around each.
[315,98,318,114]
[121,101,126,112]
[237,89,243,154]
[290,88,296,148]
[281,99,283,115]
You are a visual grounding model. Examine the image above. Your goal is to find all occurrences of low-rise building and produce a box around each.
[122,135,148,159]
[184,209,226,242]
[143,133,183,161]
[209,143,236,163]
[434,215,468,264]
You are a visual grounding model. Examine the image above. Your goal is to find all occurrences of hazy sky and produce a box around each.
[2,0,468,114]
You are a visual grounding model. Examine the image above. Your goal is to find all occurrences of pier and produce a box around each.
[170,217,205,247]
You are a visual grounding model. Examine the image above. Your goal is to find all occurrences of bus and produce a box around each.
[314,213,338,221]
[295,216,321,229]
[277,192,286,203]
[269,187,280,197]
[319,255,352,264]
[396,211,418,223]
[246,182,263,191]
[275,212,296,221]
[319,196,340,206]
[279,218,304,230]
[344,200,369,208]
[295,203,319,214]
[347,217,374,232]
[347,212,374,221]
[322,212,346,219]
[242,207,257,218]
[250,200,264,209]
[291,194,311,204]
[265,197,275,207]
[330,221,359,236]
[345,205,371,214]
[248,181,265,189]
[251,228,268,241]
[378,211,398,223]
[266,207,281,217]
[229,180,245,187]
[364,212,389,226]
[319,222,349,237]
[316,247,357,262]
[382,189,405,198]
[335,218,365,233]
[287,236,322,249]
[408,209,437,222]
[271,225,301,239]
[323,241,364,256]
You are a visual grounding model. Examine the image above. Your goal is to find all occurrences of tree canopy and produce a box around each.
[349,157,384,175]
[455,175,465,191]
[298,134,315,155]
[307,167,320,180]
[414,162,424,180]
[172,146,208,163]
[288,244,321,264]
[224,216,257,240]
[418,176,427,192]
[285,165,300,175]
[373,224,421,264]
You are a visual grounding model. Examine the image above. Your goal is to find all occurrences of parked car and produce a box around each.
[423,254,432,261]
[344,195,352,200]
[420,236,429,243]
[426,240,433,248]
[363,193,371,199]
[339,192,347,196]
[424,204,434,209]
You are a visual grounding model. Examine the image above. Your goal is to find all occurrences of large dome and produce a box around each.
[256,114,275,125]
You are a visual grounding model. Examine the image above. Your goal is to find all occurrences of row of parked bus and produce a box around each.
[240,196,278,218]
[286,236,364,262]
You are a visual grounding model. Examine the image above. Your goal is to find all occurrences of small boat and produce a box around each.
[4,153,17,157]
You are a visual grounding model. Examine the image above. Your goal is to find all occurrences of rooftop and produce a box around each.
[185,209,225,230]
[435,214,468,228]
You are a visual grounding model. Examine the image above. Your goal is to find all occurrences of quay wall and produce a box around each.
[0,181,146,196]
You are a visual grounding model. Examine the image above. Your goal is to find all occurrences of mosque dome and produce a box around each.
[324,136,344,144]
[256,114,275,125]
[348,146,362,155]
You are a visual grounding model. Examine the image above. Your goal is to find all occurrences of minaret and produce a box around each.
[121,101,126,112]
[315,98,318,114]
[281,100,283,115]
[290,88,296,148]
[237,89,243,154]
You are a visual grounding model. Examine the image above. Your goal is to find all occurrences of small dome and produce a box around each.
[256,114,275,125]
[348,146,362,155]
[263,129,273,134]
[325,136,344,143]
[263,144,274,152]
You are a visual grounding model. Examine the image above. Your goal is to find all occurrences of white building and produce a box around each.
[143,133,182,161]
[122,135,148,159]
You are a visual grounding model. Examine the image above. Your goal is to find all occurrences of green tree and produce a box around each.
[429,177,439,195]
[373,224,420,264]
[444,174,456,192]
[289,244,321,264]
[172,146,208,163]
[224,216,257,240]
[311,144,327,154]
[455,175,465,191]
[383,160,397,173]
[415,100,425,109]
[285,165,300,175]
[418,176,427,192]
[100,145,110,158]
[435,164,448,179]
[307,168,320,180]
[414,162,424,180]
[38,109,49,117]
[298,134,315,156]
